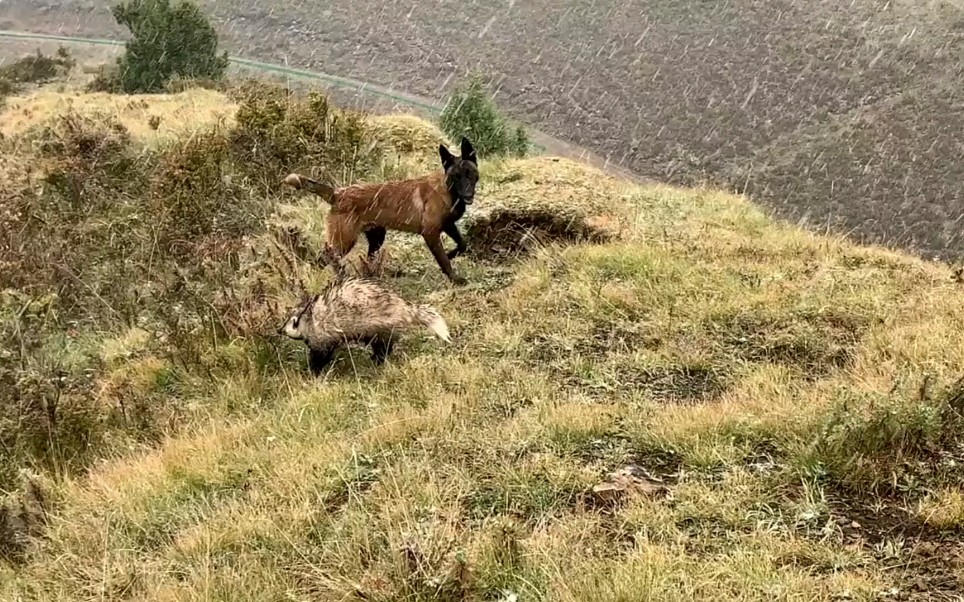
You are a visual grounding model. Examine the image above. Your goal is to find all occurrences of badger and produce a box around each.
[278,277,451,375]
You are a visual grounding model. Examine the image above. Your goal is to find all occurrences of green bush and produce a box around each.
[0,48,75,85]
[806,380,964,495]
[228,80,379,187]
[439,72,529,158]
[111,0,229,93]
[84,64,123,93]
[0,48,75,102]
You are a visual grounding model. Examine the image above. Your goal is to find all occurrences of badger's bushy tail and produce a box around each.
[283,173,336,203]
[414,305,451,343]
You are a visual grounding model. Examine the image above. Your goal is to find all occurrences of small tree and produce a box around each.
[112,0,229,93]
[439,73,529,159]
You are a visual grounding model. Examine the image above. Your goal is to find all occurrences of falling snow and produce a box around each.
[0,0,962,258]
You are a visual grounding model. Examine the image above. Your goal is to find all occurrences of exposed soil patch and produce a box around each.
[464,208,616,263]
[554,361,729,405]
[616,365,727,405]
[714,309,872,378]
[825,498,964,601]
[777,470,964,600]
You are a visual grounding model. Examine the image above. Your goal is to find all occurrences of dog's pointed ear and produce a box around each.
[439,144,456,171]
[460,137,477,164]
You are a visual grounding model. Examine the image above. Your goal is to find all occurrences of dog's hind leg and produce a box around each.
[323,216,359,279]
[361,226,388,277]
[364,226,387,259]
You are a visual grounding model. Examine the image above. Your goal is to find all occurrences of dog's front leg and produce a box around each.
[423,231,467,285]
[443,220,468,260]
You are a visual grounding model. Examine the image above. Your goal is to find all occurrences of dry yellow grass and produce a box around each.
[368,113,451,170]
[4,91,964,601]
[0,88,236,144]
[917,488,964,529]
[466,157,634,249]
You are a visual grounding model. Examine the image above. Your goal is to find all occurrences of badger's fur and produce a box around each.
[278,277,451,374]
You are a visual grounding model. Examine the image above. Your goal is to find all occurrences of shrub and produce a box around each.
[228,80,379,187]
[151,127,260,253]
[807,379,964,495]
[28,110,137,218]
[0,291,104,491]
[0,48,75,102]
[111,0,229,93]
[0,77,15,102]
[439,72,529,158]
[0,471,50,565]
[0,48,75,85]
[4,111,148,322]
[84,64,122,93]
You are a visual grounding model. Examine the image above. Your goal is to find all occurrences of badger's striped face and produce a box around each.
[279,294,319,340]
[280,314,304,340]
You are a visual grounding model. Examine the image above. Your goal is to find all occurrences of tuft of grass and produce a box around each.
[917,488,964,530]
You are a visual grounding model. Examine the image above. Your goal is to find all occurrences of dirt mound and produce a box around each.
[466,157,628,260]
[367,114,451,174]
[368,114,449,154]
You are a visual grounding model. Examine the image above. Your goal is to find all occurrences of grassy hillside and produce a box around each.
[2,81,964,601]
[5,0,964,260]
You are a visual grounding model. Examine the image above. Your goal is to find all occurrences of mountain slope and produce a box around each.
[4,0,964,259]
[2,84,964,601]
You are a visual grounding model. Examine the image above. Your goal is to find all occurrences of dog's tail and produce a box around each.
[414,305,451,343]
[283,173,336,203]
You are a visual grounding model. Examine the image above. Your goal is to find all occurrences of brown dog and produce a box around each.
[283,137,479,285]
